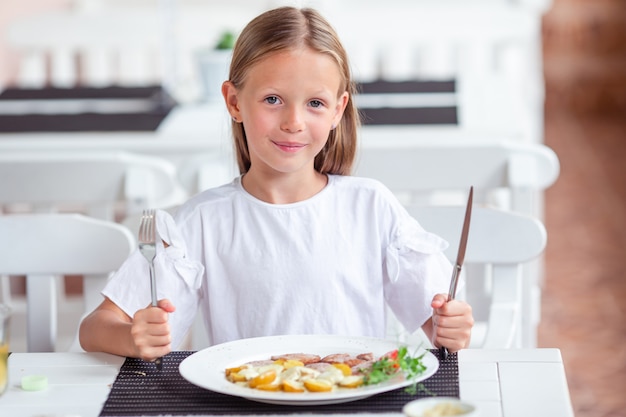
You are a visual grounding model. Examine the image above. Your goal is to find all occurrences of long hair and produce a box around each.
[227,7,360,175]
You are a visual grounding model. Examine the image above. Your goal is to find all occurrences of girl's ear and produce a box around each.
[222,81,242,121]
[332,91,350,128]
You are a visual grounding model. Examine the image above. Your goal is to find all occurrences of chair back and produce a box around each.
[402,206,547,348]
[354,132,560,217]
[0,151,186,218]
[0,213,135,352]
[411,206,547,264]
[176,152,237,197]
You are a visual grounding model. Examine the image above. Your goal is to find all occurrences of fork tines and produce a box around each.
[139,209,156,244]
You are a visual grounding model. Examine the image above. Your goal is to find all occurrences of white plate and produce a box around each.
[179,334,439,406]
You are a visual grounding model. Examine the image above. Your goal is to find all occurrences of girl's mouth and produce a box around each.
[273,141,306,153]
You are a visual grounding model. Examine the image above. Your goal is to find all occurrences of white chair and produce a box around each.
[0,151,186,219]
[176,152,237,197]
[0,151,186,340]
[0,213,135,352]
[355,131,560,217]
[388,206,547,349]
[354,133,559,347]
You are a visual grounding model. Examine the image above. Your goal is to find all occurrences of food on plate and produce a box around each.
[270,353,321,364]
[362,347,426,387]
[225,346,426,393]
[320,352,373,367]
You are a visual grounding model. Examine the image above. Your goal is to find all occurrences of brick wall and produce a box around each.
[542,0,626,117]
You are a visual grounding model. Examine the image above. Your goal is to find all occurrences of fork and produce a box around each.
[138,208,162,370]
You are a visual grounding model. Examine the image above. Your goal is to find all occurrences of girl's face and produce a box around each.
[223,47,349,177]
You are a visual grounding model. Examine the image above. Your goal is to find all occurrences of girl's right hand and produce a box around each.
[130,299,176,362]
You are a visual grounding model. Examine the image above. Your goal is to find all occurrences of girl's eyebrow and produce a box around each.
[256,88,335,100]
[306,86,337,97]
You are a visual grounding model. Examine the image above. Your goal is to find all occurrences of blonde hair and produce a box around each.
[228,7,360,175]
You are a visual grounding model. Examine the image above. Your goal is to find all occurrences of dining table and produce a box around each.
[0,348,574,417]
[0,81,527,175]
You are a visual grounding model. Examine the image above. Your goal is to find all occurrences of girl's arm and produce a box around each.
[79,297,175,362]
[422,293,474,353]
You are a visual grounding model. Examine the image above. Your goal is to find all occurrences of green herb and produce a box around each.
[361,346,427,393]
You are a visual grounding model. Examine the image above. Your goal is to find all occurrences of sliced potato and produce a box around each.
[255,382,281,391]
[317,367,344,384]
[304,378,333,392]
[248,370,277,388]
[338,375,364,388]
[283,359,305,369]
[282,379,305,393]
[225,365,248,376]
[332,363,352,376]
[226,371,248,383]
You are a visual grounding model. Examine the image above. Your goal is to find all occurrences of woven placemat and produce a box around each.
[99,350,458,416]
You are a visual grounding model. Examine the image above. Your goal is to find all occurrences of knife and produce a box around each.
[439,186,473,360]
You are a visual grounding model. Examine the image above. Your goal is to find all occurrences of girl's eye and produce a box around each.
[309,100,323,108]
[264,96,281,105]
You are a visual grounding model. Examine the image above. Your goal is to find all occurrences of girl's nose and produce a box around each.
[280,107,305,133]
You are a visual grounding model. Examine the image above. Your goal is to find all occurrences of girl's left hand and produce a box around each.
[430,293,474,353]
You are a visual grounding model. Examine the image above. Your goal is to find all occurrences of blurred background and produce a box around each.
[1,1,625,416]
[539,1,626,417]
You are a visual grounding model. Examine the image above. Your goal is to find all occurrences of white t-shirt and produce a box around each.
[103,175,452,348]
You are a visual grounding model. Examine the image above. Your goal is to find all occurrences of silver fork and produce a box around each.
[138,208,162,370]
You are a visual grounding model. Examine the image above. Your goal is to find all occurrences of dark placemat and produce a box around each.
[99,349,458,416]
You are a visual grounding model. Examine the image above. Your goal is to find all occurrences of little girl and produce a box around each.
[79,6,473,362]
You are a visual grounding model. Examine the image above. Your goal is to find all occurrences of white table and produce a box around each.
[0,102,226,163]
[0,349,573,417]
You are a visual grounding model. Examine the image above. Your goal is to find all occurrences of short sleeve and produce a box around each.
[383,213,453,334]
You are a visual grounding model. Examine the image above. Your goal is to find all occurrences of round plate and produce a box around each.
[179,334,439,406]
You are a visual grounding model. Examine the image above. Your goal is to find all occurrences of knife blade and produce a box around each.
[439,186,473,360]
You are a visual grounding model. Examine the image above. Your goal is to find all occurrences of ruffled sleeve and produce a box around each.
[383,213,453,334]
[102,209,204,349]
[385,214,449,283]
[153,209,204,348]
[155,209,204,292]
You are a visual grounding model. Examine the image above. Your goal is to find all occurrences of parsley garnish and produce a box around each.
[361,346,427,394]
